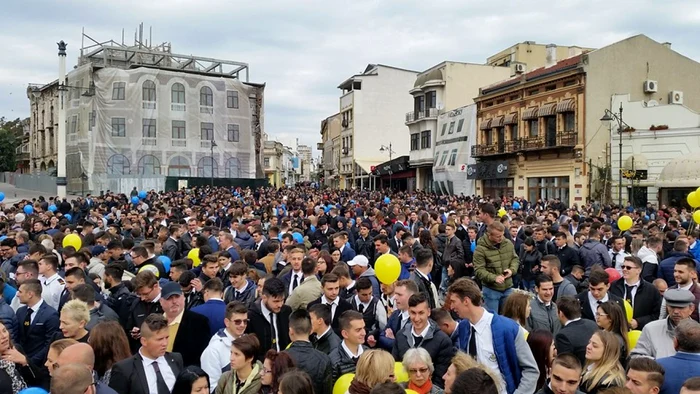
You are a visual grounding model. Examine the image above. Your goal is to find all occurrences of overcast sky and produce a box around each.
[2,0,700,155]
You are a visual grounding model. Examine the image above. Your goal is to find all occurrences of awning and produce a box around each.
[539,102,557,117]
[556,99,575,113]
[503,113,518,125]
[656,154,700,188]
[623,154,648,171]
[522,107,538,120]
[479,119,492,130]
[493,116,505,127]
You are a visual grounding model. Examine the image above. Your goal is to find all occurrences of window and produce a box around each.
[142,80,156,102]
[227,90,239,109]
[483,178,514,200]
[563,112,575,132]
[528,119,539,137]
[171,83,186,104]
[197,156,218,178]
[69,115,78,134]
[485,129,493,145]
[200,86,213,107]
[137,155,161,175]
[528,89,539,96]
[448,149,458,166]
[142,119,156,138]
[353,81,362,90]
[434,152,440,164]
[564,80,576,87]
[226,158,241,178]
[106,154,130,175]
[456,119,465,133]
[420,130,431,149]
[264,157,271,168]
[414,96,425,113]
[440,123,447,136]
[448,121,455,134]
[227,124,240,142]
[528,176,570,204]
[545,84,556,91]
[200,122,214,141]
[111,118,126,137]
[168,156,191,177]
[89,111,96,131]
[426,91,437,109]
[410,134,419,151]
[510,124,519,141]
[112,82,125,100]
[172,120,186,139]
[439,151,449,166]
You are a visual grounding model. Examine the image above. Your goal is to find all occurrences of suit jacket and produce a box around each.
[340,245,356,263]
[443,235,464,267]
[312,328,341,355]
[246,300,291,361]
[388,237,403,254]
[576,291,625,322]
[657,352,700,394]
[609,279,661,329]
[15,301,60,365]
[172,310,212,367]
[308,297,353,337]
[554,319,599,367]
[163,237,181,262]
[255,241,270,260]
[109,351,184,394]
[286,275,323,311]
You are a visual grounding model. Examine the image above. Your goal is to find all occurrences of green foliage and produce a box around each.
[0,116,21,172]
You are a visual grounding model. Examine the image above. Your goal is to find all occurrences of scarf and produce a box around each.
[408,379,434,394]
[348,379,372,394]
[0,358,27,394]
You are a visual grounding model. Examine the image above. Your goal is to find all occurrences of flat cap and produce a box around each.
[664,288,695,308]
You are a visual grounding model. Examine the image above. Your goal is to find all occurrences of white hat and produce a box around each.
[15,213,25,223]
[348,255,369,267]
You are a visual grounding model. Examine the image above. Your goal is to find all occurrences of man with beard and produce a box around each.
[245,277,292,360]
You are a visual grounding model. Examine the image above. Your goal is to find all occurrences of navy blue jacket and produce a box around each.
[191,299,227,337]
[340,246,356,263]
[657,352,700,394]
[659,251,696,286]
[235,232,256,250]
[0,297,17,340]
[378,309,403,350]
[15,301,60,365]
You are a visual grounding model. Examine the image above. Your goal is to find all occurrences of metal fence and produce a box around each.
[0,172,58,195]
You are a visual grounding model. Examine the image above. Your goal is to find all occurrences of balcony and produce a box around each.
[405,108,439,124]
[471,132,578,158]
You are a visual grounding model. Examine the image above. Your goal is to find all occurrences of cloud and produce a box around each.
[2,0,700,155]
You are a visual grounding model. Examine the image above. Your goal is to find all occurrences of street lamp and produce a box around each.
[600,102,630,207]
[379,143,395,190]
[210,139,217,187]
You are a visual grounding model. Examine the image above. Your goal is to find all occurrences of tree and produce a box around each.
[0,117,20,172]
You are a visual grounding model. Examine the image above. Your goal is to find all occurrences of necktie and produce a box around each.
[413,335,423,347]
[23,308,33,336]
[254,243,259,251]
[151,361,170,394]
[612,252,619,264]
[625,285,635,306]
[468,325,477,358]
[269,312,278,351]
[358,303,365,314]
[292,274,299,291]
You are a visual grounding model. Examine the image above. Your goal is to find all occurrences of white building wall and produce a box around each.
[432,104,477,195]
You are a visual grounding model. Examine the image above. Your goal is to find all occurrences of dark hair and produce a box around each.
[17,260,39,276]
[395,279,419,294]
[308,303,332,326]
[452,368,498,394]
[675,257,697,270]
[203,277,224,293]
[265,350,296,394]
[301,257,317,276]
[597,301,629,355]
[527,329,554,389]
[355,276,373,292]
[541,255,561,270]
[225,301,248,321]
[480,203,496,218]
[104,263,124,282]
[415,248,433,268]
[262,277,286,298]
[278,370,315,394]
[339,310,364,332]
[374,234,389,245]
[228,261,248,277]
[535,274,553,288]
[556,296,581,320]
[170,260,189,273]
[40,254,59,270]
[623,255,642,269]
[232,334,261,365]
[588,270,610,287]
[370,382,406,394]
[141,313,168,336]
[177,270,196,287]
[626,358,664,388]
[289,309,312,335]
[72,284,95,304]
[682,377,700,391]
[408,293,429,308]
[21,279,42,297]
[447,278,482,306]
[552,353,582,373]
[321,273,339,287]
[66,266,87,282]
[171,366,210,394]
[89,320,131,377]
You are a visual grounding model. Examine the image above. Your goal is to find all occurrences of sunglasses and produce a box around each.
[232,319,249,326]
[621,265,636,270]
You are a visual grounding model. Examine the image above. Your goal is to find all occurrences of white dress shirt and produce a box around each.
[140,350,177,393]
[587,292,609,318]
[289,270,302,295]
[472,310,506,393]
[321,295,339,321]
[623,280,640,306]
[341,340,363,359]
[27,299,44,324]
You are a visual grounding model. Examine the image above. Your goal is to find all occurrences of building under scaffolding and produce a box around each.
[27,25,265,194]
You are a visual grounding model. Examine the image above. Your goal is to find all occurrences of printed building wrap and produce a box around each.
[432,104,476,196]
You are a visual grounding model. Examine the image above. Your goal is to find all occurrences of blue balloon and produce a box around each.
[138,190,147,199]
[383,197,390,204]
[131,196,140,205]
[158,255,172,273]
[20,388,49,394]
[292,232,304,244]
[23,205,34,215]
[0,192,4,202]
[324,205,331,213]
[310,224,316,232]
[48,204,57,212]
[64,214,72,222]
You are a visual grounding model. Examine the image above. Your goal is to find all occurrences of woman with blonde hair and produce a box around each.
[54,299,90,342]
[581,331,626,393]
[595,301,630,368]
[348,349,396,394]
[400,348,443,394]
[442,352,501,394]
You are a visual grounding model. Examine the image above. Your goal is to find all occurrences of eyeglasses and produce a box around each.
[622,265,636,270]
[232,319,249,326]
[595,312,608,317]
[408,367,429,375]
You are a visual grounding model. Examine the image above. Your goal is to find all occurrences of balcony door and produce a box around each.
[497,127,505,153]
[545,117,556,147]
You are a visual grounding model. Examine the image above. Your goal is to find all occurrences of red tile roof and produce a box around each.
[481,54,583,95]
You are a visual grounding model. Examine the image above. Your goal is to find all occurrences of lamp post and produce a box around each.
[379,143,395,191]
[600,102,629,207]
[56,41,67,199]
[210,139,217,187]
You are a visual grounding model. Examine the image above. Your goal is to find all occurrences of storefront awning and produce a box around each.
[493,116,505,127]
[504,113,518,125]
[479,119,492,130]
[656,155,700,188]
[539,102,557,117]
[522,107,538,120]
[556,99,575,113]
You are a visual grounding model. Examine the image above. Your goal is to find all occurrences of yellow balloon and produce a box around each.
[498,208,507,217]
[394,362,409,383]
[333,373,354,394]
[693,210,700,224]
[623,299,633,323]
[628,329,642,350]
[696,186,700,196]
[618,215,633,231]
[406,390,420,394]
[62,233,82,250]
[375,253,401,285]
[138,264,160,278]
[187,248,201,267]
[688,192,700,208]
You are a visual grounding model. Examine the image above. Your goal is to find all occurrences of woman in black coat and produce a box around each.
[0,321,50,393]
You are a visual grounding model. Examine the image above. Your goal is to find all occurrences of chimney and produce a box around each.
[568,46,582,58]
[545,44,557,68]
[662,42,672,49]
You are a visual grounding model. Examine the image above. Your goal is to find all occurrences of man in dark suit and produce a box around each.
[252,229,269,260]
[334,232,356,263]
[159,281,211,367]
[555,295,599,367]
[554,231,581,276]
[378,279,418,351]
[308,303,341,355]
[284,309,332,394]
[388,227,405,254]
[15,279,59,365]
[308,273,352,336]
[126,271,165,353]
[354,222,375,262]
[410,249,438,309]
[576,269,624,322]
[441,223,464,293]
[609,256,662,330]
[109,314,184,394]
[246,277,292,360]
[162,224,182,262]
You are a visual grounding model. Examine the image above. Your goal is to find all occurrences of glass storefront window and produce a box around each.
[483,178,514,199]
[528,176,570,204]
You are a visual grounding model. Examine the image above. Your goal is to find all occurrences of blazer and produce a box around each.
[312,328,342,355]
[576,291,625,322]
[15,301,60,365]
[308,297,353,337]
[657,352,700,394]
[609,279,661,329]
[285,275,323,311]
[340,245,356,263]
[246,300,292,361]
[554,319,599,367]
[162,237,181,262]
[109,351,184,394]
[388,237,403,254]
[171,310,211,367]
[255,241,270,259]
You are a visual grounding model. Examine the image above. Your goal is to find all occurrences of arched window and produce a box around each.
[168,156,190,177]
[200,86,213,107]
[143,80,156,102]
[226,157,240,178]
[197,156,218,178]
[171,83,186,104]
[106,154,130,175]
[138,155,161,175]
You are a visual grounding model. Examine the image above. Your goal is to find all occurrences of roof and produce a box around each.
[480,54,584,95]
[339,63,419,89]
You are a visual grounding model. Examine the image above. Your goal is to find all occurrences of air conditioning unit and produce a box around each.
[514,64,526,74]
[669,90,684,105]
[643,80,658,93]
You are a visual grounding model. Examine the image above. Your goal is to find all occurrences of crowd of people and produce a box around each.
[0,186,699,394]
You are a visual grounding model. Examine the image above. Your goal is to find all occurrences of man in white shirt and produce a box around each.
[610,236,630,274]
[38,254,65,311]
[201,301,248,392]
